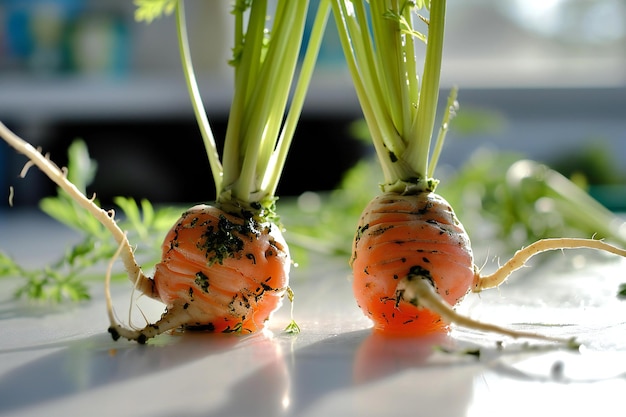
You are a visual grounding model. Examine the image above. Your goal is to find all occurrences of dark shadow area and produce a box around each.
[189,329,478,417]
[0,331,271,414]
[3,116,367,207]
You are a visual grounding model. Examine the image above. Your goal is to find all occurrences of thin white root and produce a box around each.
[108,302,194,344]
[105,240,188,344]
[0,121,158,299]
[398,276,578,347]
[19,159,35,178]
[474,237,626,292]
[105,237,125,330]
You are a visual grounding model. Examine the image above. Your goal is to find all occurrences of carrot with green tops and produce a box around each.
[1,0,331,343]
[333,0,626,343]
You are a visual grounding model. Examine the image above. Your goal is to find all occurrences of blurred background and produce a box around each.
[0,0,625,209]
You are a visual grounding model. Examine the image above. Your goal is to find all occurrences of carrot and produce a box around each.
[350,191,473,336]
[152,204,290,334]
[1,0,331,343]
[333,0,626,344]
[103,203,291,343]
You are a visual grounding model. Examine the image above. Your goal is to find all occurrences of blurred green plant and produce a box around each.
[0,139,182,302]
[438,148,626,253]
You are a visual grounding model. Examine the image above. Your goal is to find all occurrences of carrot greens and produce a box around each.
[134,0,177,23]
[133,0,332,216]
[331,0,453,193]
[154,0,331,216]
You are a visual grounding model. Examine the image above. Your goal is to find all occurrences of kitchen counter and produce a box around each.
[1,210,626,417]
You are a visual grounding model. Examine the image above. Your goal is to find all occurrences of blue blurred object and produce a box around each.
[2,0,83,72]
[1,0,128,75]
[589,185,626,212]
[65,12,130,76]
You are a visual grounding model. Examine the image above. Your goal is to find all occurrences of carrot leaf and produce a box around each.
[134,0,177,23]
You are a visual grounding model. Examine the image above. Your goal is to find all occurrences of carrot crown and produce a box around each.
[332,0,456,193]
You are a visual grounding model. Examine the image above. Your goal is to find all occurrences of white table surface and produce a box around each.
[1,210,626,417]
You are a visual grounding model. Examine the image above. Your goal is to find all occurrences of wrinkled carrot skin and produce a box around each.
[153,204,290,334]
[350,191,474,336]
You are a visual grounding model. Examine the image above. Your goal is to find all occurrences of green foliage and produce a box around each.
[618,283,626,299]
[1,250,91,302]
[39,139,107,238]
[281,157,381,265]
[437,149,626,254]
[549,141,626,186]
[134,0,178,23]
[450,107,507,136]
[282,286,301,334]
[1,141,182,303]
[113,196,181,243]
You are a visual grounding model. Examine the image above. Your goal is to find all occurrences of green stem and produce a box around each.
[402,5,420,130]
[175,0,222,193]
[222,0,269,194]
[369,1,403,136]
[428,85,457,178]
[406,0,446,178]
[234,1,308,201]
[331,1,407,185]
[266,0,331,196]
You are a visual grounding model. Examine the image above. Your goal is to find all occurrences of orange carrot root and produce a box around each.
[351,189,624,346]
[108,204,292,343]
[1,122,293,344]
[351,191,474,336]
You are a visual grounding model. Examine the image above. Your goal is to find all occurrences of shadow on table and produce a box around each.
[0,330,255,414]
[195,329,479,417]
[196,328,617,417]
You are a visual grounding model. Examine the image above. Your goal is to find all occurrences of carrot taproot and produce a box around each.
[105,202,291,342]
[350,188,626,341]
[350,191,473,336]
[153,204,290,333]
[333,0,626,344]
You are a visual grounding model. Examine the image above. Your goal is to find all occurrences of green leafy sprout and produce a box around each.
[0,140,182,302]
